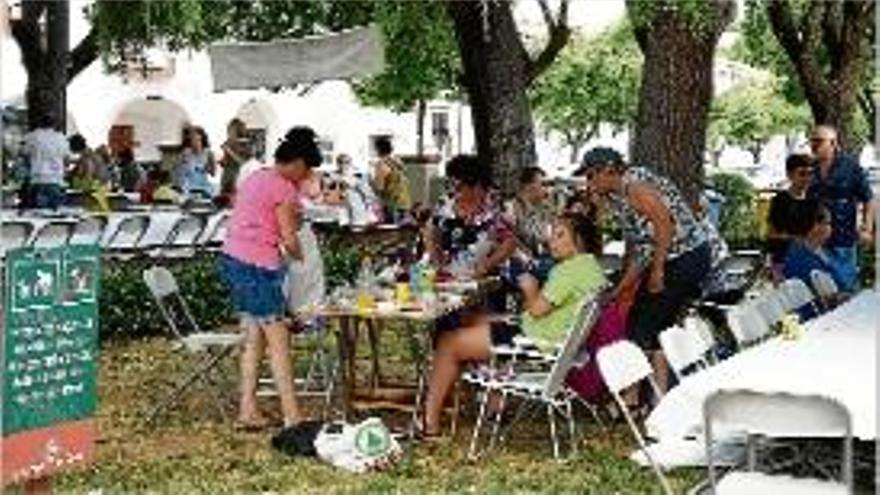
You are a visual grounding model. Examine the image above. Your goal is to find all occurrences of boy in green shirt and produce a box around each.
[422,212,607,437]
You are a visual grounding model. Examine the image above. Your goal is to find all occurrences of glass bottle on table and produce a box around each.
[356,256,376,313]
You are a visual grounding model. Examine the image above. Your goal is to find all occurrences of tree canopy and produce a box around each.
[709,78,809,163]
[530,21,641,163]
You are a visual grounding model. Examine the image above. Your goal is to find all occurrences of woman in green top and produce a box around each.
[371,137,411,221]
[422,212,607,437]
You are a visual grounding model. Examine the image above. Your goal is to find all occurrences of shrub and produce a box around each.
[100,253,233,341]
[708,172,761,250]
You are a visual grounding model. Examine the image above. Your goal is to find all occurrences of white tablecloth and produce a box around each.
[646,291,878,441]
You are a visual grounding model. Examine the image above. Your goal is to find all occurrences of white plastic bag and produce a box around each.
[284,223,326,313]
[314,417,402,473]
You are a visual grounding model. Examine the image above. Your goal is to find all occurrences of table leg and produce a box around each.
[336,316,356,420]
[408,320,434,439]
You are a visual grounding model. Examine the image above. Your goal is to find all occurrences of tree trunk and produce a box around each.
[627,1,733,204]
[11,0,96,131]
[415,98,426,158]
[446,0,536,195]
[765,0,875,152]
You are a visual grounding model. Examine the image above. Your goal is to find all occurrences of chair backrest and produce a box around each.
[597,340,655,394]
[541,295,603,398]
[682,313,716,350]
[104,215,150,249]
[69,216,107,245]
[778,278,815,311]
[810,269,839,300]
[704,389,853,490]
[752,290,787,327]
[142,266,199,339]
[725,304,769,347]
[2,221,34,248]
[202,212,229,245]
[30,221,73,248]
[659,325,710,379]
[164,215,206,247]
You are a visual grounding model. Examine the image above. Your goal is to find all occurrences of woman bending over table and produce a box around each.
[421,212,607,438]
[218,127,322,429]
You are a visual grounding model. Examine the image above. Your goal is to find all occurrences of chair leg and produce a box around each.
[612,393,674,495]
[488,391,508,452]
[565,399,577,457]
[146,346,234,425]
[367,320,382,390]
[468,390,490,460]
[548,404,560,461]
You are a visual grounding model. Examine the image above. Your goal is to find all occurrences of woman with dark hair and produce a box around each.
[421,212,606,437]
[577,146,710,397]
[423,154,515,278]
[177,125,216,198]
[218,127,322,429]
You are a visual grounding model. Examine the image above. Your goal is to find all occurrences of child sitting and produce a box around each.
[421,212,606,438]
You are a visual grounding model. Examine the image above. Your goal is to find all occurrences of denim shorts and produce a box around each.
[218,254,286,325]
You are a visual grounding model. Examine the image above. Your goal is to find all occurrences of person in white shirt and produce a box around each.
[23,114,69,209]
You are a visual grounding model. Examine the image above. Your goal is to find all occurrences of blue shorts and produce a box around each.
[218,254,286,325]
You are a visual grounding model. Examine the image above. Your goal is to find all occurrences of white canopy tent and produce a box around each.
[208,25,385,92]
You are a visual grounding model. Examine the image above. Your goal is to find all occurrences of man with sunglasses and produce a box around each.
[807,125,874,292]
[766,154,814,282]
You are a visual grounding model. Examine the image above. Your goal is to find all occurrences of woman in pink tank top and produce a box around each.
[219,127,322,429]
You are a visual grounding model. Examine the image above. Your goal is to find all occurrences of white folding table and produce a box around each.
[646,291,878,441]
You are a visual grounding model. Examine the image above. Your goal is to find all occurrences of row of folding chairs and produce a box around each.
[1,212,229,257]
[603,276,850,494]
[596,340,853,494]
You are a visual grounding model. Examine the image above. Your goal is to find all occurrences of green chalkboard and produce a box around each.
[2,245,101,436]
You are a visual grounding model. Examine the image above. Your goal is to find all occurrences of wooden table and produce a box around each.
[298,278,501,425]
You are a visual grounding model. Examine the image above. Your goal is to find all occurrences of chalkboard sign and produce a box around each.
[1,244,100,486]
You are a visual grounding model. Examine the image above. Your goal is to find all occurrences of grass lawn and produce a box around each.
[49,335,705,494]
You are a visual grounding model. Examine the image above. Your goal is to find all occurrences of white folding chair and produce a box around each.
[777,278,820,316]
[199,212,229,249]
[683,313,718,361]
[69,216,107,245]
[752,291,787,328]
[466,296,604,460]
[153,215,205,258]
[104,215,150,253]
[659,325,711,381]
[2,221,34,249]
[30,221,74,248]
[704,390,853,495]
[142,266,243,425]
[810,270,840,310]
[725,304,770,348]
[597,341,673,495]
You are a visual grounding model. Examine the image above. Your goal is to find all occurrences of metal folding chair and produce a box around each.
[30,221,74,248]
[778,278,821,317]
[466,295,604,461]
[597,340,674,495]
[142,266,243,425]
[2,221,34,249]
[752,290,788,328]
[725,303,771,349]
[104,215,150,256]
[704,390,853,494]
[810,270,840,311]
[69,216,107,245]
[659,325,712,381]
[199,212,229,250]
[153,214,206,258]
